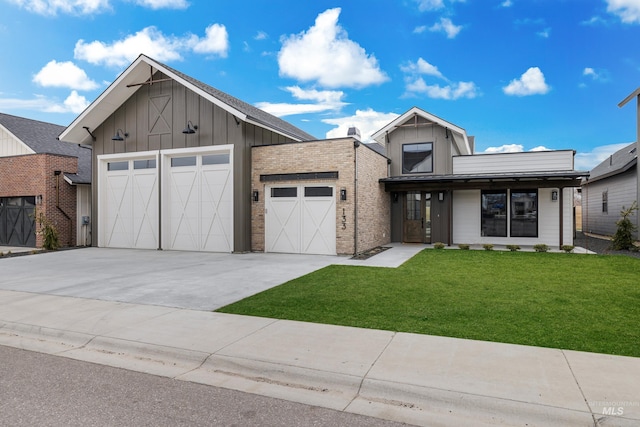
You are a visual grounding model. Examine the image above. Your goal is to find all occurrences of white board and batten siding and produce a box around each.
[452,188,573,247]
[0,126,33,157]
[453,150,575,174]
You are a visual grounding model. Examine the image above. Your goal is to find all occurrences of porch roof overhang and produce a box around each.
[380,170,589,192]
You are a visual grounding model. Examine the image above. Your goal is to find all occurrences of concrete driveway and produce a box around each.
[0,248,338,311]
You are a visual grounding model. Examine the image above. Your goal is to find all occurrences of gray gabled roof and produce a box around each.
[59,54,316,144]
[0,112,92,184]
[161,61,316,142]
[586,142,637,183]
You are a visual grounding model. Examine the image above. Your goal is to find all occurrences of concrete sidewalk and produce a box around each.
[1,289,638,427]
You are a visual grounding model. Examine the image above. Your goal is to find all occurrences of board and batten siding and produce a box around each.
[387,122,454,176]
[90,72,296,252]
[452,188,573,247]
[583,170,637,237]
[453,150,575,174]
[0,126,33,157]
[76,184,92,246]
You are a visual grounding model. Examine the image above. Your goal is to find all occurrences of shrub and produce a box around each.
[533,244,549,253]
[612,202,638,250]
[561,245,574,253]
[458,244,470,250]
[506,244,520,252]
[37,211,60,251]
[482,244,494,251]
[433,242,445,249]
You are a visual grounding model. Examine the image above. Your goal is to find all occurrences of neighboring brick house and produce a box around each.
[0,113,92,247]
[251,138,390,255]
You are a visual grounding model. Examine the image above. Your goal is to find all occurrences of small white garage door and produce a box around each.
[163,150,233,252]
[101,155,159,249]
[265,185,336,255]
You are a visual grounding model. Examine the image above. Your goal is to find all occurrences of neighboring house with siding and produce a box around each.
[0,113,92,247]
[58,55,586,255]
[581,142,637,239]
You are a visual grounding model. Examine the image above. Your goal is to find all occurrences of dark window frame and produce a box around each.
[602,191,608,214]
[402,142,433,174]
[481,190,507,237]
[510,190,538,238]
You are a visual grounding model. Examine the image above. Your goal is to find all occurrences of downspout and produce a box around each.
[54,171,73,246]
[558,187,564,248]
[354,140,359,256]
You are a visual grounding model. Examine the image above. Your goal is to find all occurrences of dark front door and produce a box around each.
[0,197,36,247]
[403,192,431,243]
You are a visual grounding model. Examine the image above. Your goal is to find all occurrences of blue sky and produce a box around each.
[1,0,640,169]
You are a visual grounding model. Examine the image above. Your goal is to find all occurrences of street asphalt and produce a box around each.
[0,243,638,426]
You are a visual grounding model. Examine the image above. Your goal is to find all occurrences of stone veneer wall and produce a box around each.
[251,138,390,255]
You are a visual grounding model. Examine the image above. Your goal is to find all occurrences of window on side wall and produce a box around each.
[510,190,538,237]
[402,143,433,174]
[481,191,507,237]
[602,191,608,214]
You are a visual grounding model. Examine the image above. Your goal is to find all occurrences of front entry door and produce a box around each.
[404,192,431,243]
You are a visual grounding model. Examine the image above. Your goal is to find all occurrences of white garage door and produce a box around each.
[98,146,233,252]
[101,156,159,249]
[163,149,233,252]
[265,185,336,255]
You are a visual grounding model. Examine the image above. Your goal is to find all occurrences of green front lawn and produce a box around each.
[217,250,640,357]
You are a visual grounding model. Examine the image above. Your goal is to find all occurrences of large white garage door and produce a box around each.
[265,185,336,255]
[163,149,233,252]
[98,146,233,252]
[101,156,159,249]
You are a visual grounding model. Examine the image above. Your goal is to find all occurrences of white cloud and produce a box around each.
[413,25,428,34]
[255,86,347,117]
[255,31,268,40]
[132,0,189,9]
[0,91,88,114]
[74,25,229,67]
[429,17,463,38]
[581,15,608,25]
[530,145,551,151]
[401,58,444,79]
[501,0,513,7]
[537,27,551,38]
[277,8,388,88]
[402,58,479,100]
[191,24,228,56]
[6,0,110,15]
[323,109,400,141]
[414,0,444,11]
[406,78,478,100]
[606,0,640,24]
[503,67,550,96]
[33,60,99,91]
[575,143,632,170]
[484,144,524,153]
[583,67,610,82]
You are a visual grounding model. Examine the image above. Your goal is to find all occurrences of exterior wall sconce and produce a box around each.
[252,190,259,202]
[36,195,43,205]
[551,190,558,201]
[182,120,198,134]
[393,192,399,203]
[438,192,444,201]
[112,129,128,141]
[340,188,347,200]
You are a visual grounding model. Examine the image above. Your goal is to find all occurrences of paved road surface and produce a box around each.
[0,345,411,427]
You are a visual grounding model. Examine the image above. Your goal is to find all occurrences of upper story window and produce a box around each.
[602,191,608,214]
[402,143,433,174]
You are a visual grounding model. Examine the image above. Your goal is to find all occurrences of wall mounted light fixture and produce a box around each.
[438,192,444,201]
[111,129,128,141]
[182,120,198,134]
[252,190,259,202]
[551,190,558,201]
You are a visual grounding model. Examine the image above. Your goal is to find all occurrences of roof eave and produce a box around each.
[618,87,640,108]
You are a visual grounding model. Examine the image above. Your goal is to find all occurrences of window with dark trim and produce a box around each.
[481,191,507,237]
[304,186,333,197]
[271,187,297,198]
[510,190,538,237]
[402,143,433,174]
[602,191,608,214]
[107,161,128,171]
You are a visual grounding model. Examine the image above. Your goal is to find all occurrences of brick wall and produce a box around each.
[251,139,390,255]
[0,153,78,247]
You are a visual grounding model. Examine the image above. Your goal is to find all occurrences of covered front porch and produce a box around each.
[382,171,587,248]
